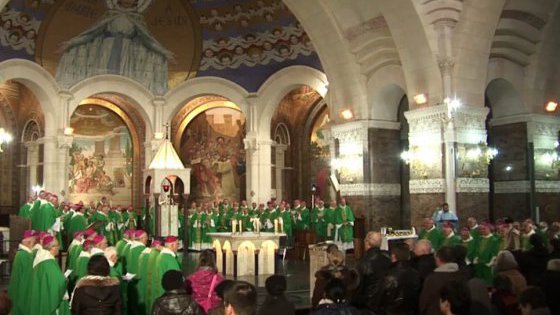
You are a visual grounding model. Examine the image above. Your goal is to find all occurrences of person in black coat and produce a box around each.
[152,270,202,315]
[411,239,436,282]
[71,255,122,315]
[355,231,392,312]
[312,279,360,315]
[518,234,549,285]
[538,259,560,315]
[258,275,295,315]
[381,242,422,315]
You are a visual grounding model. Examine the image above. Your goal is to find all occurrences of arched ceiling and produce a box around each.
[0,0,322,92]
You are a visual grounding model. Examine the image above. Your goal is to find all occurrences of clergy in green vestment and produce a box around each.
[28,235,69,315]
[441,222,462,247]
[467,217,481,240]
[418,218,444,250]
[152,236,181,303]
[334,199,355,250]
[203,205,217,247]
[311,201,328,241]
[145,241,163,314]
[267,203,280,229]
[137,244,153,315]
[189,207,204,250]
[7,230,36,315]
[89,206,112,240]
[279,203,293,239]
[127,230,148,312]
[68,206,88,241]
[473,223,500,286]
[66,232,84,290]
[324,201,337,241]
[459,227,476,264]
[32,193,57,231]
[18,197,34,219]
[520,221,536,251]
[294,200,310,230]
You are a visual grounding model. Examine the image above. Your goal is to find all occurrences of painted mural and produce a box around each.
[68,106,133,205]
[180,107,246,203]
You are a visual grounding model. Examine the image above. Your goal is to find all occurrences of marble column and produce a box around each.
[41,134,73,196]
[26,142,40,190]
[404,104,490,227]
[244,134,273,203]
[274,144,287,201]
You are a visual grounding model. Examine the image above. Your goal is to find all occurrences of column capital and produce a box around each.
[57,134,73,149]
[152,96,166,107]
[58,90,74,101]
[330,120,369,142]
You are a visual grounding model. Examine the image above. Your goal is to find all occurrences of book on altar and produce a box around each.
[123,273,136,281]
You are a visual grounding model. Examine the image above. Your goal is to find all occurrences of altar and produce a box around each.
[208,232,285,277]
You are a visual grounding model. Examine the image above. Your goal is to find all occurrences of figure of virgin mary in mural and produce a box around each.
[55,0,171,95]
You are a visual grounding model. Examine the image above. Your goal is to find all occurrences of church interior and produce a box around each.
[1,0,560,313]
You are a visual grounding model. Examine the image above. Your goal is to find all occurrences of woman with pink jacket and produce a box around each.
[187,250,224,313]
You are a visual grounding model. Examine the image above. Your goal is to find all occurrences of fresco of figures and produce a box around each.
[180,107,246,203]
[68,106,133,205]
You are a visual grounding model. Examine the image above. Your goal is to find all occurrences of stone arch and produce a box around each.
[69,75,154,137]
[21,119,42,142]
[258,66,327,139]
[485,78,525,118]
[164,76,250,124]
[0,59,59,136]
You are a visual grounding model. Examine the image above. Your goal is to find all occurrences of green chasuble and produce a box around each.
[137,247,152,315]
[153,249,181,302]
[189,212,203,249]
[18,202,33,219]
[520,232,534,251]
[7,245,33,315]
[295,206,310,230]
[441,233,462,247]
[75,251,91,281]
[68,213,87,240]
[178,211,185,241]
[473,234,500,286]
[203,212,217,244]
[311,207,328,241]
[259,210,271,232]
[334,205,355,243]
[324,207,336,241]
[280,210,293,238]
[145,248,161,315]
[470,226,481,240]
[461,238,476,264]
[32,201,56,231]
[418,227,444,250]
[67,240,83,272]
[116,239,128,258]
[126,242,146,311]
[121,242,132,272]
[28,199,42,225]
[28,250,68,315]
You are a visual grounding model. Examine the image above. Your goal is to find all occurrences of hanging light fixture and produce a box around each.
[0,128,13,152]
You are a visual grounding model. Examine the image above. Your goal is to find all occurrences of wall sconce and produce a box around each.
[545,101,558,113]
[340,109,353,120]
[505,165,513,172]
[401,144,442,178]
[413,93,427,105]
[0,128,13,153]
[63,127,74,136]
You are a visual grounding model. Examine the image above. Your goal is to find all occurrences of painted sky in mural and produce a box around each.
[180,107,246,203]
[68,106,133,205]
[0,0,321,92]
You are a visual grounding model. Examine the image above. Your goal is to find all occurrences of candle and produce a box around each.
[279,217,284,233]
[274,219,278,234]
[232,220,237,234]
[239,219,243,233]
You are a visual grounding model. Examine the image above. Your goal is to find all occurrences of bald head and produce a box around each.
[365,231,382,250]
[414,239,432,256]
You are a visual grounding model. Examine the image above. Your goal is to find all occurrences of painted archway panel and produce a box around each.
[179,106,246,203]
[68,105,133,205]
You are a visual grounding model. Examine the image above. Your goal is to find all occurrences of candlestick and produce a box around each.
[239,219,243,234]
[232,219,237,234]
[279,217,284,233]
[274,219,278,234]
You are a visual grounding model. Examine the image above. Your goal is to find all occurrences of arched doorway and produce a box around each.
[172,97,246,204]
[270,85,328,203]
[67,98,142,207]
